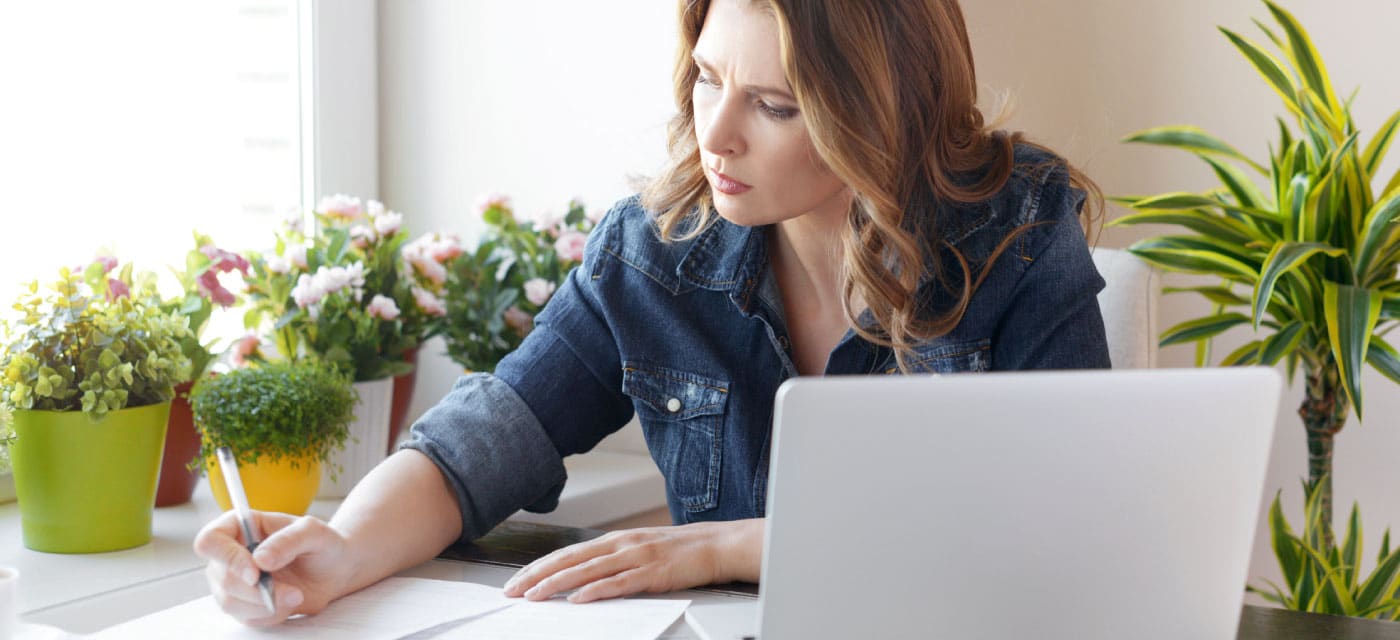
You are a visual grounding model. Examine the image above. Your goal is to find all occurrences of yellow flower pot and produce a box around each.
[206,453,322,516]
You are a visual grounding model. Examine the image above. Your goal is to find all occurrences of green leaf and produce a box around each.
[1219,27,1302,120]
[1219,340,1264,366]
[1108,209,1258,245]
[1285,174,1311,242]
[1259,322,1305,366]
[1264,1,1341,119]
[1268,491,1304,596]
[1159,313,1251,347]
[1323,282,1383,420]
[1342,503,1362,588]
[1127,236,1260,282]
[1353,187,1400,284]
[1366,336,1400,386]
[1162,285,1249,307]
[1122,125,1265,173]
[1200,154,1271,211]
[1356,547,1400,612]
[1361,108,1400,178]
[1253,242,1347,328]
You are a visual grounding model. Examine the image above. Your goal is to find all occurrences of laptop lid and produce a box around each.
[757,368,1281,640]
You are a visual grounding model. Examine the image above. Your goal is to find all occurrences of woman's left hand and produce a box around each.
[502,518,764,603]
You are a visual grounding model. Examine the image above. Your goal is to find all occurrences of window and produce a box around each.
[0,0,377,491]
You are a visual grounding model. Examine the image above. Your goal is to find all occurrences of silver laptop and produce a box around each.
[691,368,1281,640]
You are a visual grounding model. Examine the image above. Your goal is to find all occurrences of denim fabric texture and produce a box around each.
[402,144,1111,541]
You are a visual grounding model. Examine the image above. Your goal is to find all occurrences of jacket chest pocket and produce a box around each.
[622,363,728,513]
[882,338,992,374]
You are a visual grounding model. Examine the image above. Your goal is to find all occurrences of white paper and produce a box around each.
[436,595,691,640]
[92,577,512,640]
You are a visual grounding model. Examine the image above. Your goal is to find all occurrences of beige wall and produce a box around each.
[964,0,1400,592]
[379,0,1400,593]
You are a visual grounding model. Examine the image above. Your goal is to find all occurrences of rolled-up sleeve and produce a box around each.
[400,206,634,543]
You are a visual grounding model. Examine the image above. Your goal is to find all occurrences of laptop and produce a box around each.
[687,367,1281,640]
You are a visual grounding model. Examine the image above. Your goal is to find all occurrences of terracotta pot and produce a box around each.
[155,381,202,507]
[388,347,419,454]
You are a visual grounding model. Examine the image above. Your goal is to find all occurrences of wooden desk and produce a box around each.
[448,521,1400,640]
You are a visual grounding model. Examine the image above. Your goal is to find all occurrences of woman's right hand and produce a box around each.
[193,510,352,627]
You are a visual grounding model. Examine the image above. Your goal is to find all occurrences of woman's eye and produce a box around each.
[695,73,719,88]
[759,102,798,120]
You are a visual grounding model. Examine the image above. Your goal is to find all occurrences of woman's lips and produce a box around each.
[708,168,752,195]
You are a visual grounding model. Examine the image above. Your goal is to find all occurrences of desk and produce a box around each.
[5,489,1400,639]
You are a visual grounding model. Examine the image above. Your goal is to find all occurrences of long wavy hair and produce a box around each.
[642,0,1101,371]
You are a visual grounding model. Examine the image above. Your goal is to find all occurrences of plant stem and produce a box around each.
[1299,360,1349,548]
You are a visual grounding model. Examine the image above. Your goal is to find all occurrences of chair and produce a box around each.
[1091,247,1160,369]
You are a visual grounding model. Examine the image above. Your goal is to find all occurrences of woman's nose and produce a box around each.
[698,92,746,158]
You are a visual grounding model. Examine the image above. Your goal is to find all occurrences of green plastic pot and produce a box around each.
[10,402,171,553]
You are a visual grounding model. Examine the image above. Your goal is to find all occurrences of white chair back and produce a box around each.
[1091,247,1160,369]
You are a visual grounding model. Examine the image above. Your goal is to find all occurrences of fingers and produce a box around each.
[569,568,650,603]
[205,559,307,627]
[503,532,629,597]
[251,515,341,572]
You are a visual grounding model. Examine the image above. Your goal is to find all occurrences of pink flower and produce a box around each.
[429,235,463,262]
[503,306,534,337]
[317,194,364,222]
[366,294,401,321]
[401,233,459,286]
[231,333,261,367]
[350,224,376,249]
[200,245,251,276]
[106,278,130,301]
[412,286,447,317]
[367,200,386,218]
[523,278,556,306]
[93,255,119,275]
[197,270,237,307]
[196,245,250,308]
[283,208,306,234]
[530,209,565,236]
[287,244,308,270]
[554,231,587,263]
[475,192,511,216]
[373,211,403,236]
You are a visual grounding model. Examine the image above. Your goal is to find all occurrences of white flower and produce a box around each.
[287,244,309,270]
[366,200,386,218]
[265,255,291,275]
[283,208,305,234]
[366,294,401,321]
[523,278,556,306]
[374,210,404,236]
[291,273,325,308]
[412,286,447,317]
[530,209,565,235]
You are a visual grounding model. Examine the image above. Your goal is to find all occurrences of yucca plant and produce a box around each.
[1110,1,1400,540]
[1249,478,1400,619]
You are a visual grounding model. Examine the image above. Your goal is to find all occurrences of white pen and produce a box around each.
[215,446,276,614]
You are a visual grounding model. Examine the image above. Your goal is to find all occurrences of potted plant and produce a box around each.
[191,360,355,515]
[1110,1,1400,617]
[0,266,192,552]
[98,235,251,507]
[241,196,450,497]
[443,195,600,372]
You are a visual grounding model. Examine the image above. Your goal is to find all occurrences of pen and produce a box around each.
[215,446,277,614]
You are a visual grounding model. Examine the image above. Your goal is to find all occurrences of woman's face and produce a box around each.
[692,0,849,228]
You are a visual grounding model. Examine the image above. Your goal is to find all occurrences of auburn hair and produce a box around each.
[642,0,1102,371]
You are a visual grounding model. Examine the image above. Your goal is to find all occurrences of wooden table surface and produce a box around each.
[444,521,1400,639]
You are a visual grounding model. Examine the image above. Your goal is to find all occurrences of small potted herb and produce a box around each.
[191,361,355,515]
[0,266,192,553]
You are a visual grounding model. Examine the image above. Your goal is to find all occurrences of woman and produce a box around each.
[196,0,1108,624]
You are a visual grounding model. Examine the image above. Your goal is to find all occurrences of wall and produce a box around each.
[378,0,1400,590]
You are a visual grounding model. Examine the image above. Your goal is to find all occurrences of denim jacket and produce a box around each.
[402,145,1110,541]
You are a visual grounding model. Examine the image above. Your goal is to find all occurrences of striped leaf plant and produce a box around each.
[1110,0,1400,554]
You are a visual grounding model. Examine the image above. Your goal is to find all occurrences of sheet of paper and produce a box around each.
[435,595,691,640]
[92,577,513,640]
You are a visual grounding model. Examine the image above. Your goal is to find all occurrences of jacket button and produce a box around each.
[666,397,682,413]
